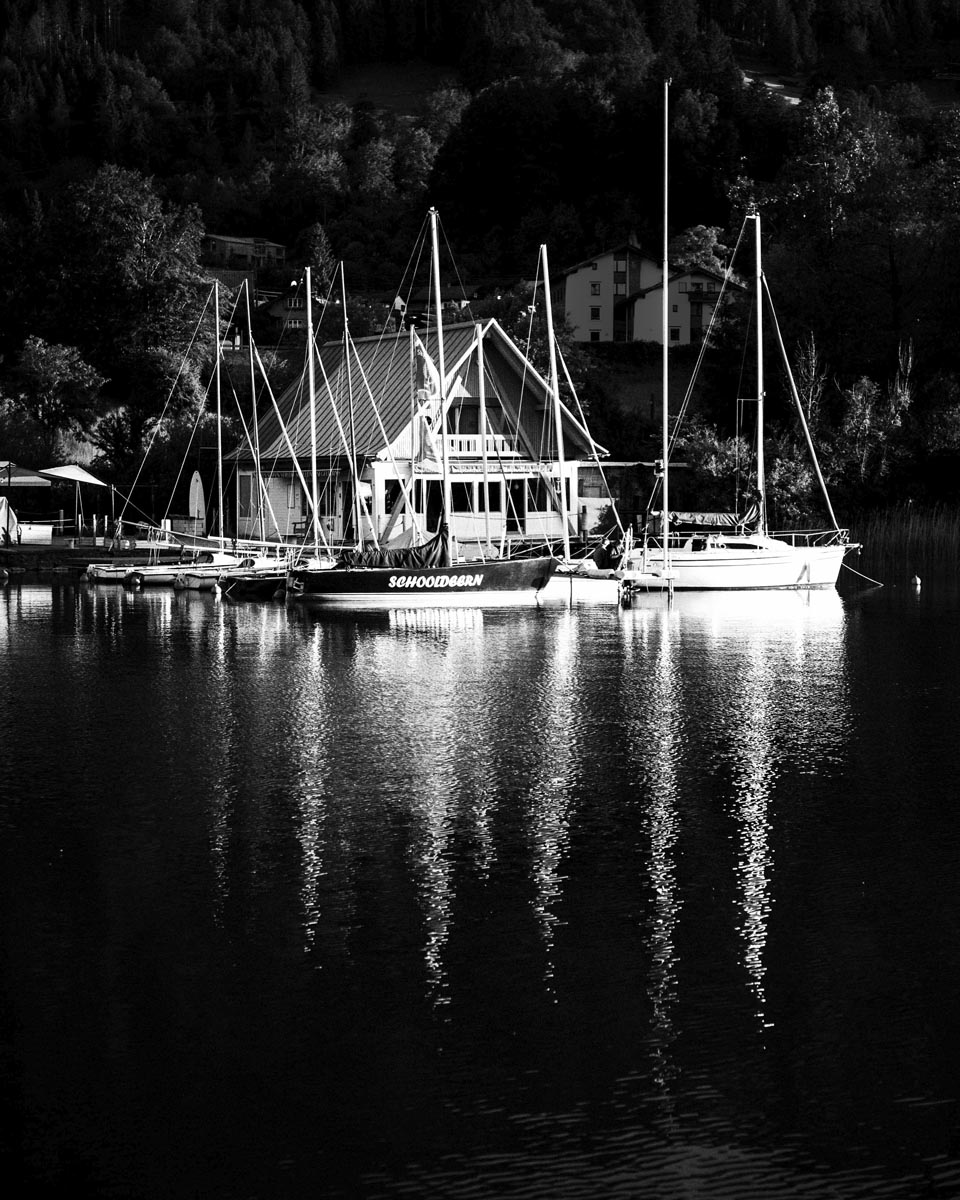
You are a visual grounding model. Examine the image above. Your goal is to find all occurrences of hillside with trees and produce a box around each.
[3,0,960,518]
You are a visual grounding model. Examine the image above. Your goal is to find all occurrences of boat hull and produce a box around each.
[541,567,622,604]
[617,540,852,591]
[85,563,137,583]
[220,573,286,600]
[287,556,558,608]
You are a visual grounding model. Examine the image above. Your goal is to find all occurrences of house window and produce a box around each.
[615,282,626,296]
[672,304,678,312]
[590,306,600,320]
[590,282,600,296]
[286,296,304,309]
[615,258,626,272]
[591,262,598,270]
[670,327,680,342]
[590,330,601,342]
[285,318,305,330]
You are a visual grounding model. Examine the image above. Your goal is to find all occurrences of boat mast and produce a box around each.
[245,279,265,543]
[476,321,492,554]
[341,263,364,546]
[214,279,224,550]
[541,244,571,563]
[753,210,767,534]
[305,266,320,559]
[661,78,672,587]
[429,208,453,561]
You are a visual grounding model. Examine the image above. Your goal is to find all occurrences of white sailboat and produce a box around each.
[618,84,857,595]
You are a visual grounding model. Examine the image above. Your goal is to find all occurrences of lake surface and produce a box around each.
[3,575,960,1199]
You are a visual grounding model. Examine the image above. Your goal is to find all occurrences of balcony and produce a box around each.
[446,433,520,457]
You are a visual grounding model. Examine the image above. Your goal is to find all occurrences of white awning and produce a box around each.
[38,464,109,487]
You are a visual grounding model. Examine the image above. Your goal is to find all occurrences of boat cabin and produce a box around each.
[232,318,607,554]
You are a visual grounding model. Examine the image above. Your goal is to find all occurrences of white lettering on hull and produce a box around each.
[388,573,484,589]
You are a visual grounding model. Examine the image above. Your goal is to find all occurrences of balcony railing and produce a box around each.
[446,433,520,457]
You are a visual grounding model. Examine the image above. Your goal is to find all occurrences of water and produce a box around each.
[2,577,960,1199]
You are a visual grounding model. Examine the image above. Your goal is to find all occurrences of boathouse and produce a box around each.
[232,319,608,552]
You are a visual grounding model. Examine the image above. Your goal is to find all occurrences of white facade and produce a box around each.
[631,270,725,346]
[558,244,657,342]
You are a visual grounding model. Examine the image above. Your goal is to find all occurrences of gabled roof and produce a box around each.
[630,265,741,301]
[560,241,649,278]
[243,319,604,466]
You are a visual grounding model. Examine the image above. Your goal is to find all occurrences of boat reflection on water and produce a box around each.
[619,586,850,1028]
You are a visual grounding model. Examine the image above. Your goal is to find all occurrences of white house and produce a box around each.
[551,240,657,342]
[232,319,609,551]
[554,241,732,345]
[630,266,728,345]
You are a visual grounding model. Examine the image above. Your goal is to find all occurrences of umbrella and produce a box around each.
[39,463,109,534]
[0,461,53,487]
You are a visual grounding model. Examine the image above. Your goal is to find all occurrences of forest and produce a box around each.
[4,0,960,523]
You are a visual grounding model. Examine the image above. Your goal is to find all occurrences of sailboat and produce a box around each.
[617,85,857,594]
[286,209,559,608]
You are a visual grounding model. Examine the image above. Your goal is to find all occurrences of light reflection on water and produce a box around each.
[3,580,960,1199]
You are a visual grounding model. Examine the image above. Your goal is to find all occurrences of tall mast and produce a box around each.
[476,321,492,554]
[245,280,265,542]
[541,243,570,562]
[661,78,671,583]
[429,208,453,555]
[305,267,320,558]
[341,263,363,545]
[754,210,767,533]
[214,279,224,549]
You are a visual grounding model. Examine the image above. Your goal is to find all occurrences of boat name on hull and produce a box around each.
[388,573,483,589]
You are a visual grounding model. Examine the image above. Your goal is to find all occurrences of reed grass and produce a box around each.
[852,503,960,581]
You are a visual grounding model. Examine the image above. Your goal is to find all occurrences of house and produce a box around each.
[202,235,286,270]
[630,266,728,345]
[200,235,288,320]
[553,241,732,345]
[551,240,655,343]
[232,319,609,550]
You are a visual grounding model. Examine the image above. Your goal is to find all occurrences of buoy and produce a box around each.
[912,574,921,589]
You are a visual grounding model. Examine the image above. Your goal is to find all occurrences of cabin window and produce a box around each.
[384,481,405,514]
[452,482,474,512]
[528,477,561,512]
[477,481,502,512]
[451,404,480,435]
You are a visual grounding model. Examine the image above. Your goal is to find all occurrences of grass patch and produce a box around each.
[853,503,960,580]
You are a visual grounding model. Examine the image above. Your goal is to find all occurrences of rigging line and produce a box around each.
[252,342,332,555]
[644,215,751,519]
[763,275,842,533]
[556,346,626,538]
[842,561,884,587]
[117,282,213,528]
[349,332,423,542]
[226,375,285,546]
[160,307,227,528]
[436,211,476,322]
[313,336,377,547]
